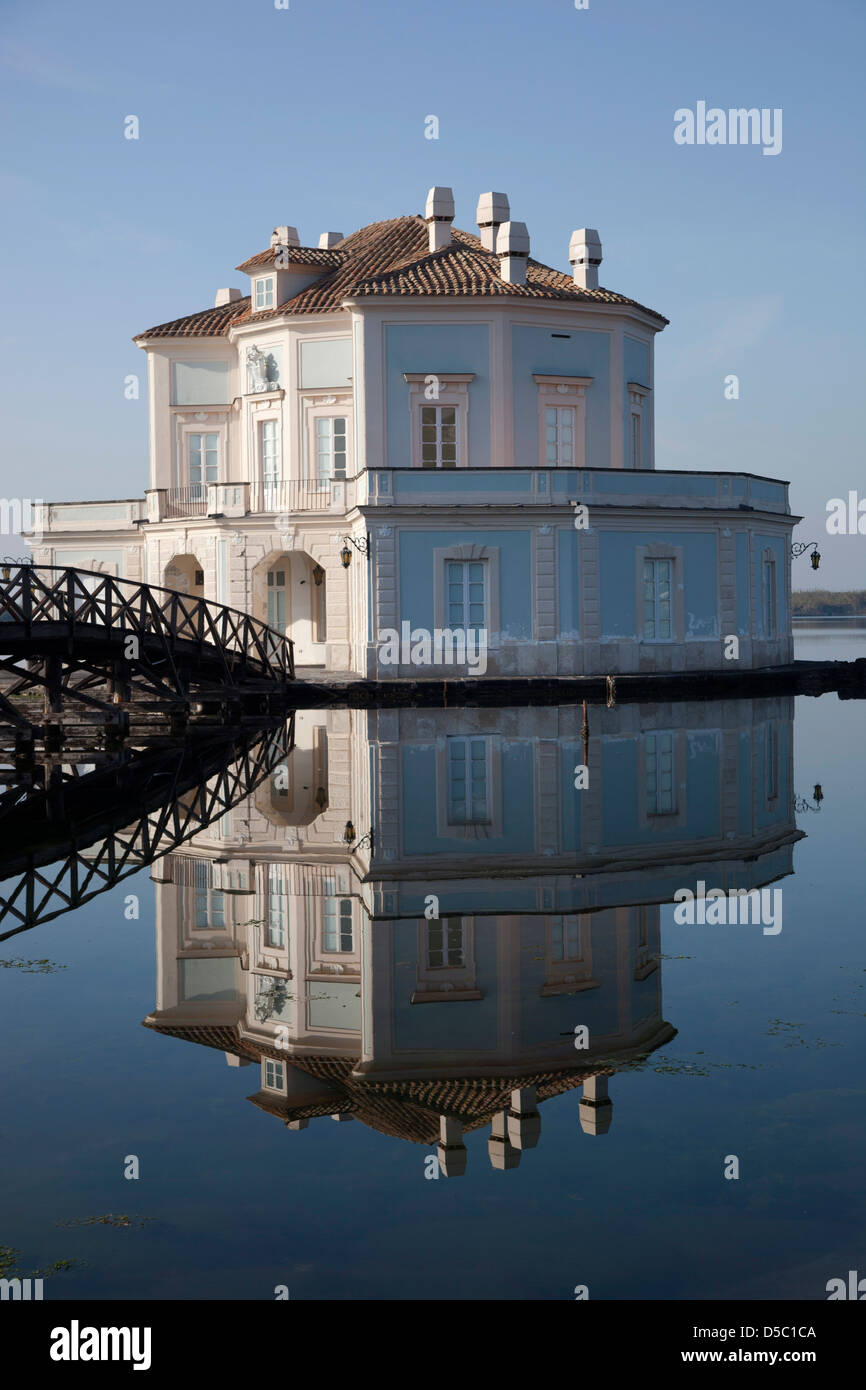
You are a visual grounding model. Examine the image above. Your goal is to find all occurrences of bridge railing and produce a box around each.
[0,564,294,682]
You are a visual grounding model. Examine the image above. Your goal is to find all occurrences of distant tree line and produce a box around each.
[792,590,866,616]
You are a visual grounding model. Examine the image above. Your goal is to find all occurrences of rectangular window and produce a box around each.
[447,738,489,825]
[646,732,675,816]
[266,864,286,948]
[420,405,457,468]
[261,420,280,507]
[426,918,465,969]
[254,276,275,311]
[193,859,225,929]
[763,557,777,637]
[551,914,582,961]
[264,1059,284,1091]
[188,433,218,497]
[642,558,673,640]
[631,413,642,469]
[315,416,347,483]
[446,559,487,629]
[323,898,354,953]
[267,570,286,631]
[545,406,575,465]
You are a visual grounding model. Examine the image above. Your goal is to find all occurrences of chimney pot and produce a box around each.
[496,220,530,285]
[270,225,300,248]
[318,232,344,248]
[476,191,510,251]
[569,228,602,290]
[425,186,455,252]
[214,287,242,307]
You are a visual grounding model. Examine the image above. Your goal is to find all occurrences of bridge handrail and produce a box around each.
[0,564,294,681]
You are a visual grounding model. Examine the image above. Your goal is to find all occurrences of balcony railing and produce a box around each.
[163,486,208,519]
[248,477,349,514]
[146,478,355,522]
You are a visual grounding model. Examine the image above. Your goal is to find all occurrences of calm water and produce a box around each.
[1,631,863,1302]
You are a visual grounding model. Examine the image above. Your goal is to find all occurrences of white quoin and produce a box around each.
[476,190,510,251]
[318,232,344,248]
[569,228,603,289]
[496,220,530,285]
[214,287,242,307]
[425,186,455,252]
[270,225,300,248]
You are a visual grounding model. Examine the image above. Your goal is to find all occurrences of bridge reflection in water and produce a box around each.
[133,697,801,1175]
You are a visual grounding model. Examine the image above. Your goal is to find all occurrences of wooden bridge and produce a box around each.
[0,564,294,732]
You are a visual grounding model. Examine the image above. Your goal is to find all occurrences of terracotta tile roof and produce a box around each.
[236,245,344,272]
[134,296,251,341]
[135,215,666,340]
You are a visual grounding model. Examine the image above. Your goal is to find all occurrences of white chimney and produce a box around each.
[476,191,510,252]
[425,186,454,252]
[318,232,343,248]
[270,225,300,248]
[496,221,530,285]
[569,228,602,289]
[214,287,242,307]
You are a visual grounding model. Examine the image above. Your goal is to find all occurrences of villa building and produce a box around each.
[29,189,797,675]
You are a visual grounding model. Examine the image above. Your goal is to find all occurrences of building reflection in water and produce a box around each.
[143,699,800,1175]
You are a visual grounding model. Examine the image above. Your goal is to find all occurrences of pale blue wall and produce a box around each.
[599,530,719,638]
[397,529,532,638]
[399,741,535,857]
[601,731,721,845]
[392,920,500,1048]
[385,324,490,467]
[512,325,610,468]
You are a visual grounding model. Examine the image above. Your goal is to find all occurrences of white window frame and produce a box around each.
[432,543,501,646]
[444,557,488,631]
[303,392,353,488]
[263,1058,286,1092]
[254,276,275,311]
[434,734,503,841]
[533,375,592,469]
[412,917,481,1003]
[187,431,219,496]
[404,373,473,470]
[323,896,355,954]
[266,863,287,948]
[314,415,349,485]
[635,543,685,644]
[762,549,778,638]
[541,913,599,995]
[627,381,650,470]
[637,728,688,829]
[175,416,227,493]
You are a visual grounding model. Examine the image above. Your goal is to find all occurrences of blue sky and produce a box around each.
[0,0,863,586]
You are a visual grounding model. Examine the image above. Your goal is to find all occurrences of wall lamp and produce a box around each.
[795,784,824,813]
[312,564,325,586]
[791,541,821,570]
[343,820,374,851]
[340,534,370,568]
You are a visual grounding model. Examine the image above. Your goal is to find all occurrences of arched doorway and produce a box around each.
[164,553,205,598]
[252,551,326,667]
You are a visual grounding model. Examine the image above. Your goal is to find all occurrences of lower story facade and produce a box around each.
[28,468,798,676]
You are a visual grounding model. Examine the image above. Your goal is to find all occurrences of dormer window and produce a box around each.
[254,276,275,311]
